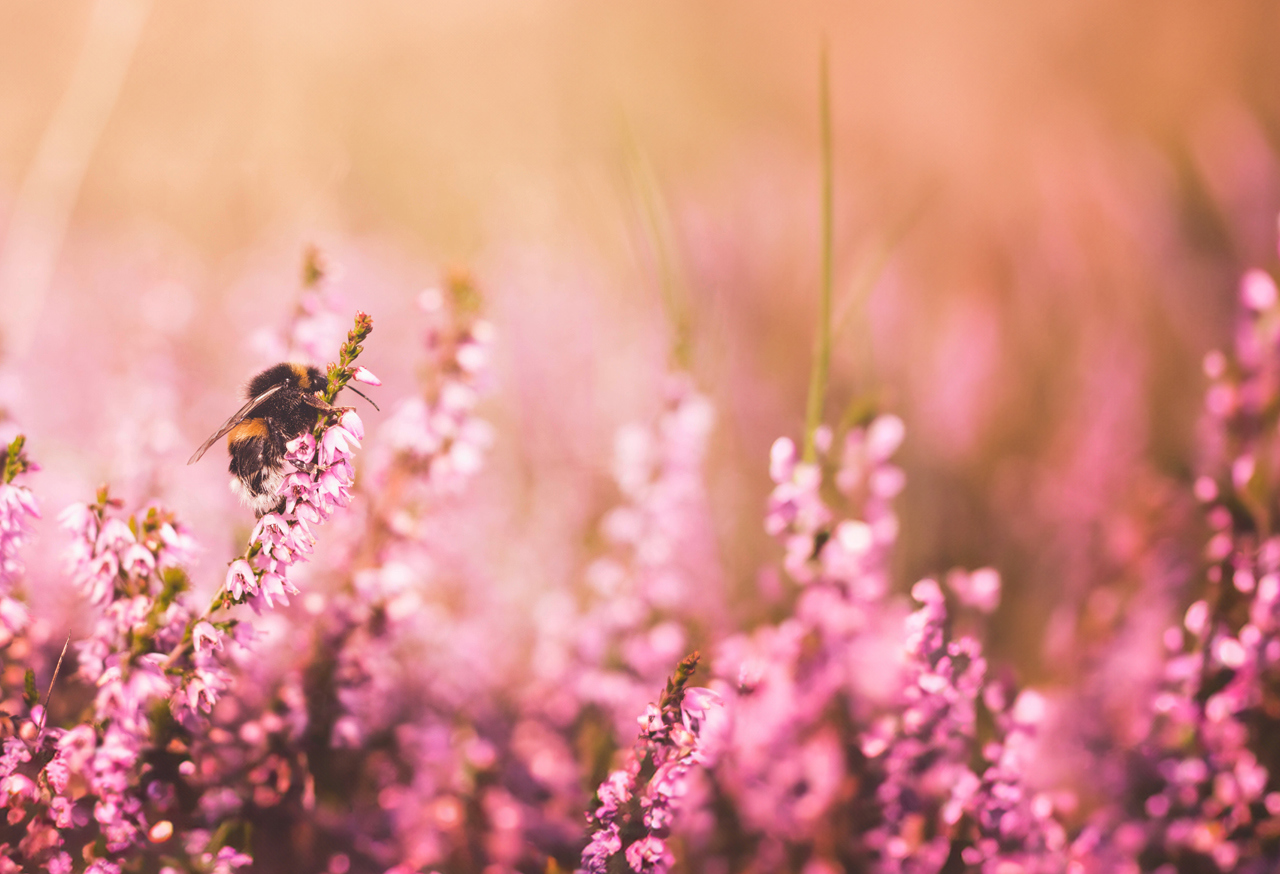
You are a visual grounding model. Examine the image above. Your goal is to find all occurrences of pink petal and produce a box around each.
[352,366,381,386]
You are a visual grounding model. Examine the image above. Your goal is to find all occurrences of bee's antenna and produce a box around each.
[35,631,72,743]
[344,385,380,412]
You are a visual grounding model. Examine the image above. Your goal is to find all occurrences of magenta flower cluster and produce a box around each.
[582,653,722,874]
[379,280,495,495]
[0,489,242,873]
[554,373,721,738]
[0,437,39,644]
[224,409,363,612]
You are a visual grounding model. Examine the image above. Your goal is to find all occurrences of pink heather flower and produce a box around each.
[638,704,664,739]
[3,772,37,804]
[352,366,381,385]
[278,471,315,505]
[1185,600,1210,636]
[225,560,258,601]
[210,846,253,874]
[57,501,95,539]
[319,425,357,466]
[456,339,487,373]
[255,571,298,609]
[285,432,317,464]
[156,522,199,568]
[626,835,673,874]
[83,552,119,604]
[119,542,156,578]
[0,482,39,574]
[177,667,225,714]
[251,513,294,555]
[594,770,633,818]
[96,517,136,552]
[192,621,222,653]
[316,469,349,505]
[582,823,621,874]
[0,596,28,640]
[339,408,364,440]
[865,414,906,461]
[681,687,724,730]
[293,500,322,525]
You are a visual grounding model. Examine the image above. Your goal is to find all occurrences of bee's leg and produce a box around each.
[300,393,355,417]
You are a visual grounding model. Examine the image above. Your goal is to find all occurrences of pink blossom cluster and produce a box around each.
[863,577,1067,873]
[0,492,246,873]
[1092,266,1280,871]
[703,414,907,867]
[862,578,991,872]
[223,410,363,611]
[379,279,495,495]
[581,653,722,874]
[321,288,565,873]
[221,311,374,612]
[250,245,350,366]
[563,373,721,735]
[766,415,904,600]
[0,436,39,644]
[0,311,381,874]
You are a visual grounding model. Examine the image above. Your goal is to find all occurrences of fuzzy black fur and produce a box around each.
[228,363,330,516]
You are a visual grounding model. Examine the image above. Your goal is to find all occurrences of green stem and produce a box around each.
[802,44,834,463]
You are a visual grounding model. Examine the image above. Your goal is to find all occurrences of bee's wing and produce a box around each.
[187,384,284,465]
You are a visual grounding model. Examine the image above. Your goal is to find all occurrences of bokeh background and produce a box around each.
[3,0,1280,679]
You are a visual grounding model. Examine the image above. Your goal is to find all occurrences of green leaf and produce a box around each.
[23,668,38,706]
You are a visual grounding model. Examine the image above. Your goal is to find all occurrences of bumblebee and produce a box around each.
[188,363,348,516]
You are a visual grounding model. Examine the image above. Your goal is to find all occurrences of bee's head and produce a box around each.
[246,362,328,399]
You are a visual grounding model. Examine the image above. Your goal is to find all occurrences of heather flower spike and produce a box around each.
[215,311,374,613]
[380,271,494,495]
[11,486,242,871]
[582,652,720,874]
[0,434,39,643]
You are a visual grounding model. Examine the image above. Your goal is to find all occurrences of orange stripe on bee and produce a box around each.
[291,363,312,389]
[228,419,268,443]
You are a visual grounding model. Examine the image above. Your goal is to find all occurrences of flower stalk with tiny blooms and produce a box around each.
[217,311,375,616]
[582,651,722,874]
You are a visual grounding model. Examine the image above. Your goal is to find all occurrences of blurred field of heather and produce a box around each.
[3,2,1280,873]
